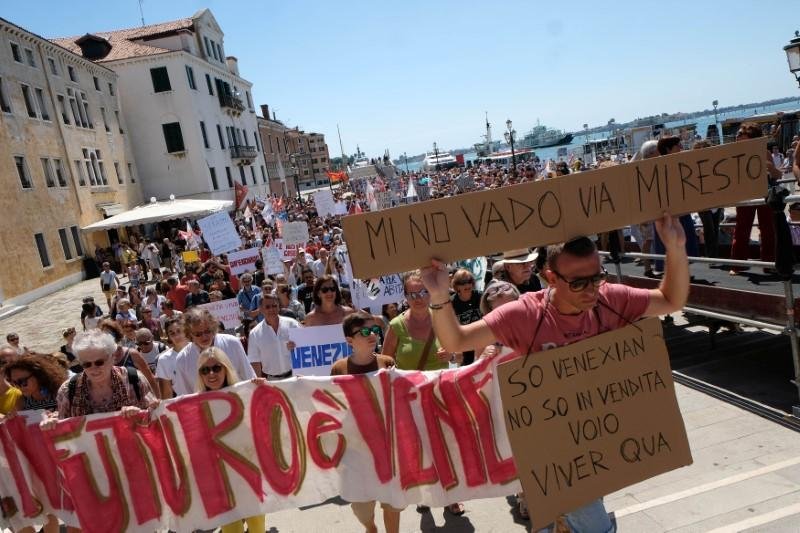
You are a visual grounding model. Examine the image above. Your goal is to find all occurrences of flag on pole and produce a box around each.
[234,182,248,209]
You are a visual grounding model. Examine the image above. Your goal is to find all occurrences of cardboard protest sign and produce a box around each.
[497,318,692,529]
[198,298,240,329]
[416,183,431,201]
[227,248,261,276]
[281,221,310,245]
[314,189,337,217]
[181,250,199,264]
[196,211,241,256]
[274,238,298,260]
[4,357,521,532]
[262,246,284,275]
[342,138,767,278]
[351,273,405,313]
[288,324,352,376]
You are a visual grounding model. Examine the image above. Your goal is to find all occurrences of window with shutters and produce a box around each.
[150,67,172,92]
[15,156,32,189]
[70,226,84,256]
[58,228,73,260]
[34,233,50,268]
[210,167,219,190]
[162,122,185,153]
[200,121,209,148]
[41,158,55,187]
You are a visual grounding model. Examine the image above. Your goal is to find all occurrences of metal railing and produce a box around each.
[219,93,245,112]
[230,145,257,159]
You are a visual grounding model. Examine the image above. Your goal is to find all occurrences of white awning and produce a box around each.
[82,199,233,232]
[98,203,125,216]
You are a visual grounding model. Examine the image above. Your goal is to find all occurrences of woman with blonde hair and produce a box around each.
[195,346,265,533]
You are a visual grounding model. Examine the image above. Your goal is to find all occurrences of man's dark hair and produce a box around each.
[657,136,682,155]
[342,310,374,338]
[546,237,597,271]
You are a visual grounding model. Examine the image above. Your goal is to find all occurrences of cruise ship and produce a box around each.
[519,120,574,149]
[421,150,458,171]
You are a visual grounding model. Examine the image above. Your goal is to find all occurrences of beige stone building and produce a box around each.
[0,17,140,307]
[257,104,332,196]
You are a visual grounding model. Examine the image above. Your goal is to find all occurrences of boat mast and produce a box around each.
[485,111,493,154]
[336,124,347,170]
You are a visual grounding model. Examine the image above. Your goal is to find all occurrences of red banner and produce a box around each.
[326,170,347,183]
[234,182,248,209]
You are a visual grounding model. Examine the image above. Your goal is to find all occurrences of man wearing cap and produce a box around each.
[494,249,542,294]
[421,214,689,532]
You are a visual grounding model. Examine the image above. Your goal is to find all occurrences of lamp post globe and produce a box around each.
[784,31,800,87]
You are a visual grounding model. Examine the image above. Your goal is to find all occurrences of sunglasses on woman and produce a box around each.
[406,288,429,300]
[319,286,337,294]
[551,269,608,292]
[81,359,107,369]
[351,325,382,337]
[199,364,224,375]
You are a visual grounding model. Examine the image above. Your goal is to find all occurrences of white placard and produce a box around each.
[262,246,285,275]
[273,238,299,260]
[375,191,393,210]
[334,201,348,215]
[314,190,336,218]
[281,221,310,245]
[227,248,261,277]
[288,325,353,376]
[351,273,405,312]
[196,211,241,255]
[198,298,240,329]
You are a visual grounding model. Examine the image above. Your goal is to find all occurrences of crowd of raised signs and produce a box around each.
[0,124,798,531]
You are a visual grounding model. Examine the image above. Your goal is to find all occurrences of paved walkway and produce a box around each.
[2,280,799,531]
[0,277,109,353]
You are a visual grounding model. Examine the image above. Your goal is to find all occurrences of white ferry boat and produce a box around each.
[421,150,458,171]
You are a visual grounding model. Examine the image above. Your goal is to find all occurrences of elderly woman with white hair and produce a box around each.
[42,329,155,423]
[629,140,660,277]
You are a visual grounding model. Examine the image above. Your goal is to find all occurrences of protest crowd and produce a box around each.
[0,121,794,533]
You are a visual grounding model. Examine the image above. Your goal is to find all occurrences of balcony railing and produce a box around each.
[230,145,258,159]
[219,93,245,112]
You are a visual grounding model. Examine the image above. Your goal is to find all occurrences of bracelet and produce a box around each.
[428,300,452,310]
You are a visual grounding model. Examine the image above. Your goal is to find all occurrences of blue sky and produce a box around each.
[6,1,800,157]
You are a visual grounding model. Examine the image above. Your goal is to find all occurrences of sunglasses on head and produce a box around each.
[486,283,515,298]
[552,269,608,292]
[406,288,429,300]
[11,374,32,388]
[319,286,337,294]
[81,358,107,369]
[351,325,382,337]
[199,364,224,375]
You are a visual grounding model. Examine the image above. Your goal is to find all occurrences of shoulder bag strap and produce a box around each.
[416,328,437,371]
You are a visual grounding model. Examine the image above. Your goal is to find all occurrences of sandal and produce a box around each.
[446,502,465,516]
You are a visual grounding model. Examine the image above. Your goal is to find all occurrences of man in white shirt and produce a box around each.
[311,248,329,278]
[173,308,256,396]
[248,293,300,380]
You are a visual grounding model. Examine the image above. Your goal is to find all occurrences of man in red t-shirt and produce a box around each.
[421,213,689,532]
[165,278,189,311]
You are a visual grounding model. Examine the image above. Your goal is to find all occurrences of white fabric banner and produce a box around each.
[196,211,241,255]
[281,221,310,246]
[198,298,240,329]
[0,357,519,533]
[228,248,261,277]
[287,325,352,376]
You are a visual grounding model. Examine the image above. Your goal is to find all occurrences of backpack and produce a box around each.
[67,366,141,404]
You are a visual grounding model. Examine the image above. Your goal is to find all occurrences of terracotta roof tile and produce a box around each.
[50,17,193,62]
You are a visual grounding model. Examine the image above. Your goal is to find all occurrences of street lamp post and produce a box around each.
[433,142,440,171]
[404,151,409,173]
[784,31,800,87]
[289,154,301,201]
[712,100,720,144]
[504,119,517,177]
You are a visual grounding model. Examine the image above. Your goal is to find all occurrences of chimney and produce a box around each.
[260,104,269,119]
[225,56,239,76]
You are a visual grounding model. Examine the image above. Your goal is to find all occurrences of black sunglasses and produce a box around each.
[351,325,382,337]
[319,286,337,294]
[551,269,608,292]
[81,359,107,369]
[199,364,224,375]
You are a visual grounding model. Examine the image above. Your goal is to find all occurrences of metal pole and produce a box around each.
[511,133,517,177]
[781,279,800,416]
